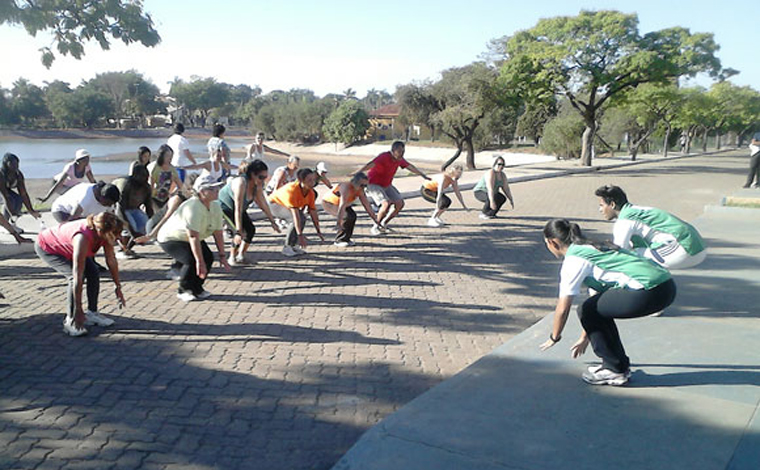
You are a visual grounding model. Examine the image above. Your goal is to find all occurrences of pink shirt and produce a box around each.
[37,219,103,260]
[367,151,409,187]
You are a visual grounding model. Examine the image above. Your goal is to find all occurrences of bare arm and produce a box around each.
[183,149,197,165]
[354,160,375,176]
[405,163,431,180]
[86,169,96,183]
[102,242,126,308]
[500,172,514,208]
[213,230,231,272]
[308,207,324,242]
[252,184,281,233]
[16,173,40,218]
[179,161,211,171]
[357,191,380,225]
[39,174,68,202]
[539,295,574,351]
[451,179,468,210]
[262,144,290,157]
[0,212,30,243]
[187,230,207,279]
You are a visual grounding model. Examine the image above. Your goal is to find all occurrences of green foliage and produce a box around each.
[9,79,48,125]
[1,0,160,67]
[170,77,231,126]
[323,100,370,145]
[516,100,557,144]
[540,103,585,159]
[46,84,113,128]
[88,71,162,121]
[496,10,723,165]
[361,89,393,111]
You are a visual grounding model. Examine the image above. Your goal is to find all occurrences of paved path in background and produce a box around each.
[0,150,750,470]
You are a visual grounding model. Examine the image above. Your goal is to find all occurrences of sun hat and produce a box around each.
[316,162,328,174]
[75,149,91,161]
[193,174,225,192]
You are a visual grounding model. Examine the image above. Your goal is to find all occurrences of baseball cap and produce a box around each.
[75,149,91,161]
[316,162,328,174]
[193,174,225,192]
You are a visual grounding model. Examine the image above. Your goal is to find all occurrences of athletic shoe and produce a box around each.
[196,290,212,300]
[479,213,494,220]
[435,217,446,225]
[228,256,239,267]
[84,310,115,327]
[381,225,395,233]
[116,250,137,260]
[62,317,88,337]
[177,291,198,302]
[166,268,181,281]
[293,246,306,255]
[427,217,442,227]
[582,365,629,386]
[334,240,355,247]
[370,224,385,236]
[650,310,664,317]
[282,246,298,257]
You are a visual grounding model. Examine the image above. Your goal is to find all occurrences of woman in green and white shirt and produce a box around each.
[539,219,677,386]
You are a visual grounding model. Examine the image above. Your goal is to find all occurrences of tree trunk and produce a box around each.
[580,122,596,166]
[465,138,476,170]
[662,122,672,158]
[716,132,722,150]
[702,128,709,152]
[441,146,463,171]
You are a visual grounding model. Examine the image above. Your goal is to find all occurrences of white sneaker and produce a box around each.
[582,365,629,386]
[334,240,355,247]
[196,290,212,300]
[84,310,115,327]
[370,224,385,236]
[62,317,88,337]
[435,216,446,225]
[427,217,442,227]
[479,213,494,220]
[293,246,306,255]
[228,256,239,267]
[282,246,298,257]
[650,310,664,317]
[177,291,197,302]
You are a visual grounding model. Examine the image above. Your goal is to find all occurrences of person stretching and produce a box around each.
[595,185,707,270]
[322,172,380,247]
[268,168,325,257]
[355,141,430,235]
[539,218,677,386]
[472,156,514,220]
[420,164,468,227]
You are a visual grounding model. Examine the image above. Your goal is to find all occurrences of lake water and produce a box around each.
[1,137,254,179]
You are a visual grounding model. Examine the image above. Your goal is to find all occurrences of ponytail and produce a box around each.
[543,218,617,251]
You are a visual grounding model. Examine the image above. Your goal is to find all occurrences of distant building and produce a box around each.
[368,104,431,141]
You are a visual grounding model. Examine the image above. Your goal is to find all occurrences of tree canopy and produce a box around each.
[1,0,161,67]
[497,10,723,165]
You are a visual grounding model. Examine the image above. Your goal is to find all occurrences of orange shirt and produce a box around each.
[422,179,438,192]
[268,181,316,210]
[323,183,362,206]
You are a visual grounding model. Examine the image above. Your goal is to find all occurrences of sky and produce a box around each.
[0,0,757,98]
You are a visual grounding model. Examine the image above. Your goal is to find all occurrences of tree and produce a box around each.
[46,83,113,128]
[170,77,230,127]
[1,0,160,67]
[540,102,585,159]
[362,89,393,111]
[88,71,162,125]
[516,100,557,146]
[9,79,48,125]
[673,87,712,153]
[398,63,506,170]
[497,10,723,165]
[616,83,684,159]
[322,100,370,145]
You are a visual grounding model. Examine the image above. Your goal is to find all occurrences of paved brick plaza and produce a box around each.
[0,151,747,469]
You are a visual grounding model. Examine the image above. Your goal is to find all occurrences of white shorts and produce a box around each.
[366,184,402,205]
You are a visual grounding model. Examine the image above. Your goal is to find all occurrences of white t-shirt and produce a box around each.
[167,134,191,167]
[51,183,112,217]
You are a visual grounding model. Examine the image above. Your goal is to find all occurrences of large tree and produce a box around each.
[617,83,684,159]
[497,10,723,165]
[398,63,507,170]
[1,0,160,67]
[9,78,48,125]
[170,77,230,127]
[322,100,370,146]
[88,71,162,124]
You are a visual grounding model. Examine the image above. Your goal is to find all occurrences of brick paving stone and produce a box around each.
[0,151,748,470]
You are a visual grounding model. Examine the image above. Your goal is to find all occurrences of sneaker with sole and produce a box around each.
[370,224,385,236]
[582,365,629,386]
[427,217,442,227]
[177,291,198,302]
[334,241,351,247]
[84,310,115,327]
[282,245,298,257]
[435,217,446,225]
[196,290,212,300]
[293,246,306,255]
[63,317,88,337]
[479,213,494,220]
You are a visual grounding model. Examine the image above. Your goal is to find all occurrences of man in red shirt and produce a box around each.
[356,141,430,234]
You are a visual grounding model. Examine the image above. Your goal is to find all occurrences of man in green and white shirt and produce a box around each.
[595,185,707,270]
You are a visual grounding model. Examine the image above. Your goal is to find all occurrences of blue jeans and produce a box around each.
[124,209,149,234]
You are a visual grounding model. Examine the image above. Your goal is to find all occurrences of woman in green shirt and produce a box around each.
[540,219,676,386]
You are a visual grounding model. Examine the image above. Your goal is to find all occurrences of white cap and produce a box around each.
[75,149,91,161]
[193,174,225,192]
[316,161,328,174]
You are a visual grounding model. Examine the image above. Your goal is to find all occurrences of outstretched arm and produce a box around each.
[406,163,431,180]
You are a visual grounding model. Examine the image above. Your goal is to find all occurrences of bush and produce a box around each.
[540,110,584,159]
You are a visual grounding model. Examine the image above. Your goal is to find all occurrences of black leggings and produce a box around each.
[744,151,760,187]
[159,240,214,296]
[578,279,677,373]
[221,205,255,243]
[474,190,506,217]
[420,187,451,210]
